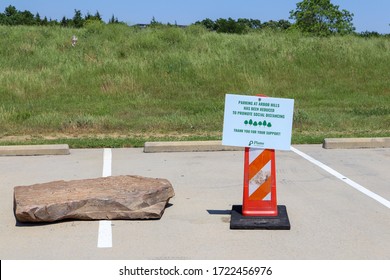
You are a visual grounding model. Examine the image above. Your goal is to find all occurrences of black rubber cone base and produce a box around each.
[230,205,291,230]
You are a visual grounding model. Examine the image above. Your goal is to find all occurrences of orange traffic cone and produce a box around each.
[230,146,290,229]
[242,147,278,216]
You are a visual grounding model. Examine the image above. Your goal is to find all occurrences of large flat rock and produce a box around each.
[14,175,174,223]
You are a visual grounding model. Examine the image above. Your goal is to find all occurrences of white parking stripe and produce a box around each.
[97,220,112,248]
[98,148,113,248]
[102,148,112,178]
[291,146,390,209]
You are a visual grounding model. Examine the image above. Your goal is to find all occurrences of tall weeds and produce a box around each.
[0,25,389,143]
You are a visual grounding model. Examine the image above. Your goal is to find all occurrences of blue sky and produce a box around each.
[1,0,389,33]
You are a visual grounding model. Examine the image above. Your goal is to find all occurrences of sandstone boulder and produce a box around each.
[14,175,174,223]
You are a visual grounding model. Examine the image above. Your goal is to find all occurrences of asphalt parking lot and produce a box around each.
[0,144,389,259]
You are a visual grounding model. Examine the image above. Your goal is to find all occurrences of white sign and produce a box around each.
[222,94,294,150]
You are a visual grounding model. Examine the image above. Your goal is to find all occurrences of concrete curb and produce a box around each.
[144,140,243,153]
[0,144,70,156]
[323,137,390,149]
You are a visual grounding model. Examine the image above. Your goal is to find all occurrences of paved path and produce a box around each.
[1,145,389,259]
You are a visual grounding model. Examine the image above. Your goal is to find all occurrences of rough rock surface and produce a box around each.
[14,175,174,223]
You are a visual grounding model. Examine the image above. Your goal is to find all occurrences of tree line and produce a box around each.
[194,18,292,34]
[0,5,120,28]
[1,1,388,37]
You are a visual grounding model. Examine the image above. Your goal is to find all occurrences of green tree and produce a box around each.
[108,14,120,24]
[289,0,355,36]
[237,18,262,30]
[4,5,17,17]
[150,16,163,28]
[35,13,41,24]
[42,16,48,26]
[85,11,103,22]
[215,18,248,34]
[72,9,84,28]
[60,16,68,27]
[20,10,35,25]
[0,5,39,26]
[195,18,216,30]
[261,19,292,31]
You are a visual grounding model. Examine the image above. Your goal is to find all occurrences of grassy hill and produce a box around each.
[0,23,389,147]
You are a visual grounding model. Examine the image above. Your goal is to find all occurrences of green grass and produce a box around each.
[0,24,389,147]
